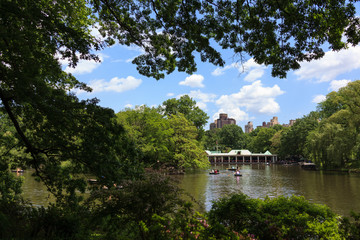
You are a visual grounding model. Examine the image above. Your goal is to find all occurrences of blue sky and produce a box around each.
[62,14,360,131]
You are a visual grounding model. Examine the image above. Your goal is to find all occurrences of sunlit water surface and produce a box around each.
[18,164,360,217]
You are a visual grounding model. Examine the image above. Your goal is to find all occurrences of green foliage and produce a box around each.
[117,106,209,170]
[248,127,277,153]
[0,200,92,240]
[208,193,342,240]
[117,106,173,167]
[280,112,319,159]
[161,95,209,140]
[203,128,221,151]
[306,81,360,169]
[86,173,186,239]
[168,114,209,169]
[93,0,360,79]
[218,124,246,150]
[340,211,360,240]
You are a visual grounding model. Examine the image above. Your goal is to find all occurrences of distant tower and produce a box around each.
[289,119,296,126]
[245,121,253,133]
[209,113,236,130]
[269,116,279,127]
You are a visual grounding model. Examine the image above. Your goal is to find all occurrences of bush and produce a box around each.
[207,194,342,239]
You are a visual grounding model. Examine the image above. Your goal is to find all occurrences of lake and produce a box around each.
[18,164,360,217]
[175,164,360,217]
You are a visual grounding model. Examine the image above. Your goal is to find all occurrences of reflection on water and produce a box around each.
[178,164,360,217]
[16,165,360,217]
[14,169,54,207]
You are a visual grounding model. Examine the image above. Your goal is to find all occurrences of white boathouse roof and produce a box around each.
[205,149,275,156]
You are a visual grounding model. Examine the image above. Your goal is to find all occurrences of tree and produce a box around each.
[117,107,209,170]
[280,112,319,159]
[305,81,360,169]
[92,0,360,79]
[117,106,173,167]
[248,127,277,153]
[161,95,209,131]
[203,128,221,151]
[1,0,142,204]
[167,114,209,169]
[218,124,246,150]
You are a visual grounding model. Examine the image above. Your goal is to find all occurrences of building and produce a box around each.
[282,119,296,127]
[210,113,236,130]
[255,116,297,129]
[244,121,253,133]
[206,149,277,164]
[259,116,279,128]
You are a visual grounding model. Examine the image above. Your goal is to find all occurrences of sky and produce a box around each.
[63,13,360,131]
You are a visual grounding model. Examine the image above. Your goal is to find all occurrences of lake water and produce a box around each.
[175,164,360,217]
[18,164,360,217]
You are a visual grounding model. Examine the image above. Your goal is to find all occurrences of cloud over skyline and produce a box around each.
[214,80,285,122]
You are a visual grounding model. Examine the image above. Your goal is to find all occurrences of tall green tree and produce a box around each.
[168,114,209,169]
[203,128,221,151]
[218,124,246,150]
[248,127,277,153]
[117,106,173,167]
[279,112,320,159]
[117,106,209,170]
[161,95,209,133]
[306,81,360,169]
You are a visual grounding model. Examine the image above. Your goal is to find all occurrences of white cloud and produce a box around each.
[329,79,351,91]
[196,101,208,110]
[179,74,205,88]
[62,54,106,75]
[211,59,266,82]
[243,59,266,82]
[90,24,106,42]
[244,68,265,82]
[214,81,284,122]
[167,93,175,97]
[124,104,133,108]
[87,76,142,93]
[211,63,239,76]
[186,90,217,103]
[64,59,101,75]
[312,95,326,103]
[295,46,360,82]
[177,90,217,111]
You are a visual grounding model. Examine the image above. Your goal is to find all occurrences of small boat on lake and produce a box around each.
[227,167,237,171]
[301,162,317,170]
[234,171,242,177]
[87,179,98,184]
[209,169,220,175]
[11,169,24,173]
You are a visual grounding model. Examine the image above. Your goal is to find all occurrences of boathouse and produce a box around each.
[206,149,277,164]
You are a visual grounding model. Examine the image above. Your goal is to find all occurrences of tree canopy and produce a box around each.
[91,0,360,79]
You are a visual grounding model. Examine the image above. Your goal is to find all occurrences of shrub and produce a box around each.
[207,194,342,239]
